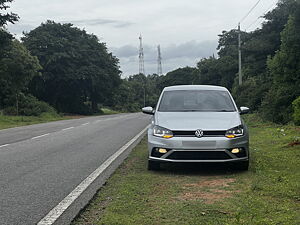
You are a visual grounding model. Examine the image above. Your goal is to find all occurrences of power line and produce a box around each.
[246,17,263,31]
[246,0,278,30]
[239,0,262,24]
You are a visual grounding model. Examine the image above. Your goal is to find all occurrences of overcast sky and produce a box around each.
[7,0,278,77]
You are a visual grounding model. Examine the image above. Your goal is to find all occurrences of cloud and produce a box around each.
[7,23,35,36]
[60,18,133,28]
[110,45,137,57]
[163,41,217,60]
[110,40,218,77]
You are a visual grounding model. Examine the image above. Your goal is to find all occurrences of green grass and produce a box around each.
[73,114,300,225]
[0,113,67,130]
[0,107,121,130]
[99,107,119,115]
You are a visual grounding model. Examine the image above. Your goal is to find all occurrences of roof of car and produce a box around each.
[163,85,228,91]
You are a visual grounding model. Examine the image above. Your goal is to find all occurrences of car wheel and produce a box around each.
[148,160,160,170]
[234,161,249,171]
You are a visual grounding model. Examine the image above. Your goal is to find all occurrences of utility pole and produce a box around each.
[138,34,146,106]
[238,23,242,85]
[139,34,145,75]
[157,45,162,75]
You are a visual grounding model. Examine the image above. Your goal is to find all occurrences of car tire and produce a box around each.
[148,160,160,170]
[235,160,249,171]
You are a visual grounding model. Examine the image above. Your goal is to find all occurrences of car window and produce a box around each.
[158,90,236,112]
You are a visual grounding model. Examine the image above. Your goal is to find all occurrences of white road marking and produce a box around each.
[94,120,102,123]
[81,123,89,126]
[37,125,149,225]
[31,134,50,140]
[62,127,74,131]
[0,144,10,148]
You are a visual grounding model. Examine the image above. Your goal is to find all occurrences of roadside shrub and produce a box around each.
[260,86,294,124]
[3,106,18,115]
[232,77,269,111]
[292,96,300,125]
[19,95,57,116]
[4,94,57,116]
[113,102,140,113]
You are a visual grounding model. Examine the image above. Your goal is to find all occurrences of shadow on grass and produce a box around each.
[155,162,247,176]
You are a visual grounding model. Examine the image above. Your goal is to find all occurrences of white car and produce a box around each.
[142,85,250,170]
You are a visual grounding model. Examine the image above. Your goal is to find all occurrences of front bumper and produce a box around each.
[148,132,249,163]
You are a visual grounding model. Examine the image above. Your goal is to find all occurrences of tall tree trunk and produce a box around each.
[91,100,98,113]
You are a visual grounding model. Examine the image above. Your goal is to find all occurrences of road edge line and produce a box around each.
[37,125,149,225]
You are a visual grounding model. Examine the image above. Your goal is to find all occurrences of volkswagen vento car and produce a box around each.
[142,85,250,170]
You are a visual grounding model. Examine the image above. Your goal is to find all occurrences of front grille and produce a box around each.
[173,130,226,137]
[167,151,231,160]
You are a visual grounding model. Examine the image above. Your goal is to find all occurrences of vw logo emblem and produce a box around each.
[195,129,204,138]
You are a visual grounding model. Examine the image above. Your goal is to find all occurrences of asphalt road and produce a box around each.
[0,113,150,225]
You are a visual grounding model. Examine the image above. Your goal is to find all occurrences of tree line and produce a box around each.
[0,0,299,124]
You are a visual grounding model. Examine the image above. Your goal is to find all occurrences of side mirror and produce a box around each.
[240,106,249,115]
[142,106,155,115]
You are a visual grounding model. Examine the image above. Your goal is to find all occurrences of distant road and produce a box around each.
[0,113,150,225]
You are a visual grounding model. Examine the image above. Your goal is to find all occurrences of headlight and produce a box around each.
[225,125,244,138]
[153,125,173,138]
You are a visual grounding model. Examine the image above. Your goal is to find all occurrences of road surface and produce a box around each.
[0,113,150,225]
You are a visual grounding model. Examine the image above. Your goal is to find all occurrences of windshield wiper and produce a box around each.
[216,110,235,112]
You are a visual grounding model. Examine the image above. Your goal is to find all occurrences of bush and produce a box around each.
[3,106,18,115]
[232,77,269,111]
[260,86,295,124]
[292,96,300,125]
[4,94,57,116]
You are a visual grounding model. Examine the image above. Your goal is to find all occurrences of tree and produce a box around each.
[22,21,121,114]
[0,40,41,114]
[261,6,300,123]
[0,0,18,27]
[158,67,197,89]
[0,0,17,57]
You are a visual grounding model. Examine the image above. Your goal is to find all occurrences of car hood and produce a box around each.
[155,111,241,130]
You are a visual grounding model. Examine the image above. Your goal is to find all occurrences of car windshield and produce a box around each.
[158,90,236,112]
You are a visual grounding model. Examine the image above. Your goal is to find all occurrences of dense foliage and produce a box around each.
[0,40,42,115]
[292,97,300,125]
[0,1,49,116]
[22,21,121,114]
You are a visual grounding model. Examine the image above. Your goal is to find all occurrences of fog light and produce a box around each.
[231,148,240,154]
[226,135,236,138]
[158,148,167,154]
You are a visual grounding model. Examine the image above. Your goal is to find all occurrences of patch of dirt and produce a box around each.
[287,141,300,147]
[123,156,138,169]
[178,178,238,204]
[73,196,113,224]
[180,189,234,204]
[183,178,236,188]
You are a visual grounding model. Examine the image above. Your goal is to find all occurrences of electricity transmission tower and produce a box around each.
[138,34,146,106]
[157,45,162,75]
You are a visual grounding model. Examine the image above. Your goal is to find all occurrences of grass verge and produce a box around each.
[73,114,300,225]
[0,113,67,130]
[0,108,120,130]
